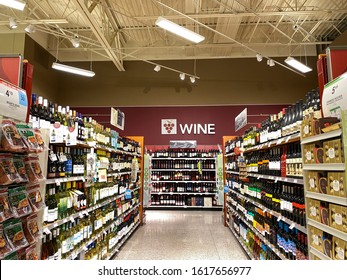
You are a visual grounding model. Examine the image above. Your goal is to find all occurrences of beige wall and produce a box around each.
[19,37,318,107]
[23,36,60,102]
[0,33,25,54]
[55,57,318,106]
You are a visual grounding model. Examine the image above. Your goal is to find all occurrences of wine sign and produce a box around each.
[322,71,347,119]
[235,107,247,132]
[0,78,28,122]
[161,118,215,135]
[110,107,125,130]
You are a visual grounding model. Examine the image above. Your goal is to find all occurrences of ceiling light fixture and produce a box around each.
[24,24,36,34]
[0,0,26,11]
[70,35,80,48]
[154,65,161,72]
[179,73,185,80]
[256,54,263,62]
[155,16,205,43]
[52,62,95,77]
[284,56,312,73]
[267,59,275,67]
[190,76,196,83]
[9,18,18,29]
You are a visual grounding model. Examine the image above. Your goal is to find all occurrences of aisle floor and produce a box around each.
[114,210,248,260]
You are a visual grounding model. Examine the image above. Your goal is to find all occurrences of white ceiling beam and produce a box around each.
[0,19,68,25]
[72,0,124,71]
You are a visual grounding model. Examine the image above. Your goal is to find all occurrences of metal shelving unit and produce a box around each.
[247,173,304,185]
[302,163,345,171]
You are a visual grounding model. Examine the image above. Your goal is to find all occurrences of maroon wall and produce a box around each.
[73,105,287,146]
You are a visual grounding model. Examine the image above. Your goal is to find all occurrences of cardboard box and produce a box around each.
[323,139,344,164]
[330,204,343,231]
[308,198,321,222]
[204,197,212,207]
[332,236,346,260]
[301,119,315,138]
[320,203,330,226]
[342,206,347,233]
[322,232,333,258]
[327,172,345,197]
[309,226,324,253]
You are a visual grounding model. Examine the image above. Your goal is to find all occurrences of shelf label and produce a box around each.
[275,178,278,183]
[235,108,247,132]
[276,138,283,145]
[285,136,291,143]
[277,216,282,222]
[55,180,61,186]
[43,227,51,234]
[70,216,75,223]
[289,223,295,230]
[294,179,298,183]
[79,212,83,218]
[53,223,58,228]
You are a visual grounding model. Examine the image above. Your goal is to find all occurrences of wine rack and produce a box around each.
[301,111,347,260]
[147,150,223,209]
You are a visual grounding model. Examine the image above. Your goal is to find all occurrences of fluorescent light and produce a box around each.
[9,18,18,29]
[284,56,312,73]
[155,16,205,43]
[52,62,95,77]
[179,73,185,80]
[0,0,26,10]
[154,65,161,72]
[190,76,196,83]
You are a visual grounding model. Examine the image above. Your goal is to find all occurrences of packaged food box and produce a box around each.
[309,226,323,253]
[330,204,343,231]
[322,232,333,258]
[308,198,320,222]
[333,236,346,260]
[320,202,330,226]
[306,171,320,193]
[323,139,344,164]
[303,144,315,164]
[328,172,345,197]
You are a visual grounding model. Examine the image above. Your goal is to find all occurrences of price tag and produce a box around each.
[79,212,83,218]
[294,179,298,183]
[71,252,77,260]
[276,139,283,145]
[282,217,286,222]
[284,178,288,182]
[83,246,88,251]
[275,178,278,183]
[269,210,273,215]
[43,227,51,234]
[84,211,89,216]
[263,208,267,213]
[257,176,260,180]
[53,223,58,228]
[267,142,271,147]
[82,177,85,182]
[285,136,291,143]
[70,216,75,223]
[277,216,282,222]
[269,176,274,180]
[55,180,61,186]
[289,223,295,230]
[63,219,67,223]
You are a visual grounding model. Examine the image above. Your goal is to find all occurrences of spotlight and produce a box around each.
[9,18,18,29]
[70,35,80,48]
[267,59,275,67]
[24,24,36,34]
[256,54,263,62]
[154,65,161,72]
[179,73,185,80]
[190,76,196,83]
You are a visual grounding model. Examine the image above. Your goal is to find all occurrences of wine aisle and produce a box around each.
[113,211,248,260]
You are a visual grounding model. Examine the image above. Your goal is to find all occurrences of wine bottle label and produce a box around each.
[47,209,56,222]
[43,206,48,222]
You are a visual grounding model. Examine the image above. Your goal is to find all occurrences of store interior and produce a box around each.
[0,0,347,261]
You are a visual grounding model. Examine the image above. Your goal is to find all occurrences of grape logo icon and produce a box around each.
[161,119,177,134]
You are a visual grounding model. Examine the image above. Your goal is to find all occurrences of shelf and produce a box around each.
[106,221,140,260]
[151,181,216,183]
[151,192,217,195]
[309,247,332,260]
[147,205,223,209]
[303,163,345,171]
[226,221,256,260]
[301,129,342,145]
[226,204,287,260]
[107,171,133,177]
[228,188,307,234]
[43,186,141,231]
[67,203,141,260]
[307,219,347,242]
[226,171,240,175]
[151,169,215,171]
[151,157,215,160]
[45,176,86,185]
[247,173,304,185]
[225,152,236,157]
[306,191,347,206]
[244,133,301,153]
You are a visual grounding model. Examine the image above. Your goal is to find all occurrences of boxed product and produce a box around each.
[314,117,340,135]
[196,197,204,206]
[323,139,344,164]
[308,198,321,222]
[309,226,323,253]
[303,144,315,164]
[328,172,345,197]
[314,147,325,164]
[320,202,330,226]
[204,197,212,207]
[322,232,333,258]
[333,236,346,260]
[330,204,343,231]
[342,206,347,233]
[301,118,315,138]
[306,171,320,193]
[0,120,26,152]
[319,175,328,194]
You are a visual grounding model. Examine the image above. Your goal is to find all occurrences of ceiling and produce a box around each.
[0,0,347,73]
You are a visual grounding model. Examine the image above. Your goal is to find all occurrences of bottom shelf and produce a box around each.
[226,221,255,260]
[107,221,141,260]
[309,247,332,260]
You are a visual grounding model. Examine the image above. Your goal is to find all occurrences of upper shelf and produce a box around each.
[247,173,304,185]
[151,157,216,160]
[306,191,347,206]
[302,163,345,171]
[244,133,301,153]
[301,129,342,145]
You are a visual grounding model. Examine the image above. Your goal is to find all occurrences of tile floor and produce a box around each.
[113,210,248,260]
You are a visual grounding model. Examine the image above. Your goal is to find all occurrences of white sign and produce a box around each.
[0,78,28,122]
[110,107,125,130]
[161,119,215,135]
[235,108,247,132]
[322,71,347,119]
[161,119,177,134]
